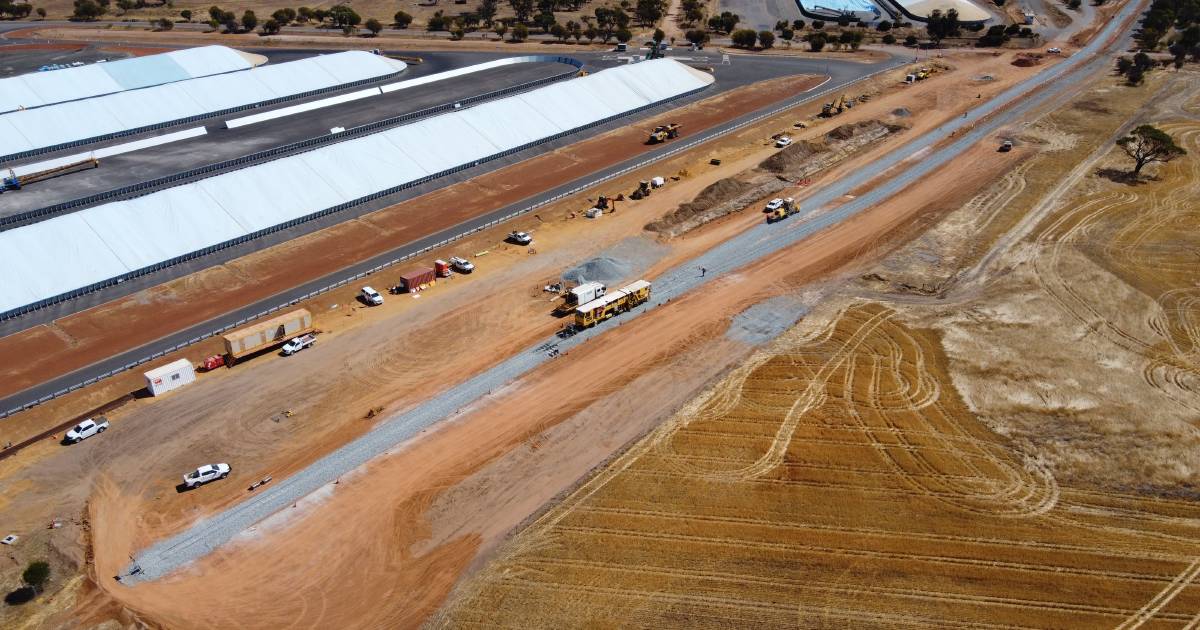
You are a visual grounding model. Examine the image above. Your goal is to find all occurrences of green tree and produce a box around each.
[71,0,104,17]
[511,22,528,40]
[685,28,707,46]
[780,27,793,40]
[296,6,312,21]
[534,10,555,32]
[876,19,891,31]
[1117,125,1186,175]
[393,10,411,27]
[271,7,294,23]
[477,0,497,25]
[22,561,50,594]
[427,10,447,30]
[615,27,632,42]
[115,0,133,13]
[329,4,359,27]
[493,21,506,38]
[156,16,173,28]
[241,9,257,31]
[652,27,665,45]
[550,21,566,40]
[365,17,382,34]
[180,8,191,19]
[509,0,532,22]
[259,17,279,33]
[36,6,45,17]
[807,31,827,51]
[904,34,918,46]
[792,18,804,29]
[757,29,775,48]
[882,33,896,44]
[731,28,757,47]
[635,0,663,27]
[811,19,824,29]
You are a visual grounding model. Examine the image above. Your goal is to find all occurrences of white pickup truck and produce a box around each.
[182,463,231,488]
[281,334,317,356]
[64,417,108,443]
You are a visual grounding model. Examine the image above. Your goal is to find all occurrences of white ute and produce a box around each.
[763,197,794,212]
[64,417,109,443]
[361,286,384,306]
[183,463,231,488]
[775,136,793,148]
[281,334,316,356]
[449,256,474,273]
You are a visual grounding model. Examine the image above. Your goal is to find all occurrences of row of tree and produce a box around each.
[0,0,34,18]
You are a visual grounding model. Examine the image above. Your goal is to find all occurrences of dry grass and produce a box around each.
[433,302,1200,627]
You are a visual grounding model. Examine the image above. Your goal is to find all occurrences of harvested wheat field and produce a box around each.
[433,304,1200,627]
[433,71,1200,628]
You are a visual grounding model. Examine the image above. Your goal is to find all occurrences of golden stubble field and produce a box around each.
[433,73,1200,628]
[433,302,1200,627]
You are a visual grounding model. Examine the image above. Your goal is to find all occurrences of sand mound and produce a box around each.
[758,141,822,174]
[562,237,668,286]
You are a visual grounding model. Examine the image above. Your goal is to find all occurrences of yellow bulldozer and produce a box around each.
[647,123,681,144]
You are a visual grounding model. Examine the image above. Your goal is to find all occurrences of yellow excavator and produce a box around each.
[647,123,681,144]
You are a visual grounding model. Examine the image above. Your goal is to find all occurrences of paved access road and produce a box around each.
[123,0,1146,582]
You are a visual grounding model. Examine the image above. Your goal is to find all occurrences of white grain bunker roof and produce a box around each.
[0,50,406,160]
[0,59,712,318]
[0,46,258,114]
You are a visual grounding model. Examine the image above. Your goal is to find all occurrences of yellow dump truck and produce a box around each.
[647,123,681,144]
[574,280,651,328]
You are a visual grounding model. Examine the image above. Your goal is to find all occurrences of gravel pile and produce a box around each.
[562,237,667,286]
[726,297,810,345]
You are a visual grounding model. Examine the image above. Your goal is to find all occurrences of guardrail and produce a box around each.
[0,61,899,419]
[0,57,584,231]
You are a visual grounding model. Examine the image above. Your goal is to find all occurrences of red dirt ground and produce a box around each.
[0,74,822,399]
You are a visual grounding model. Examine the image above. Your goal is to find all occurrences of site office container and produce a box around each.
[223,308,313,361]
[574,280,651,328]
[399,267,437,292]
[144,358,197,396]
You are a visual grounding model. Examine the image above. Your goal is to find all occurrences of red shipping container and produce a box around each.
[399,267,436,292]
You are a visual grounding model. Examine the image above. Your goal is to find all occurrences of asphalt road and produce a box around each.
[121,0,1146,581]
[720,0,806,31]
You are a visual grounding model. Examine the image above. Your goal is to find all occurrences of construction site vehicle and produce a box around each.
[763,197,794,213]
[397,268,436,293]
[183,463,230,489]
[905,74,916,83]
[999,140,1013,152]
[449,256,474,273]
[1,157,98,193]
[650,176,666,188]
[201,355,226,371]
[821,94,848,117]
[555,281,607,316]
[647,123,681,144]
[917,68,931,80]
[222,308,314,365]
[508,231,533,245]
[574,280,651,328]
[434,259,451,278]
[767,200,800,223]
[64,417,108,444]
[775,136,793,148]
[280,334,317,356]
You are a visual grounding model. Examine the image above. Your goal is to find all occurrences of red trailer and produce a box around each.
[399,267,436,292]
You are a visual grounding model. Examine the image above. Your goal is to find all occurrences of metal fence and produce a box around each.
[0,61,899,419]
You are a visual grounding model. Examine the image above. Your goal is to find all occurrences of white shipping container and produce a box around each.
[144,358,196,396]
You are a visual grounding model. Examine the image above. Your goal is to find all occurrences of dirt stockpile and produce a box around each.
[757,140,821,174]
[647,121,906,237]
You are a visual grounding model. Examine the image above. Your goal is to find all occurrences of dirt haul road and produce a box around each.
[84,0,1142,607]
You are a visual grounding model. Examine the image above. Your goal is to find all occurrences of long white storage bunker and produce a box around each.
[0,50,407,160]
[144,359,196,397]
[0,59,712,319]
[0,46,262,114]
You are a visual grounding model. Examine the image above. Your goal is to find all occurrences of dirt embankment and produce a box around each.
[646,120,905,236]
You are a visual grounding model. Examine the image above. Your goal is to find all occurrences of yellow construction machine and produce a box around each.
[647,123,681,144]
